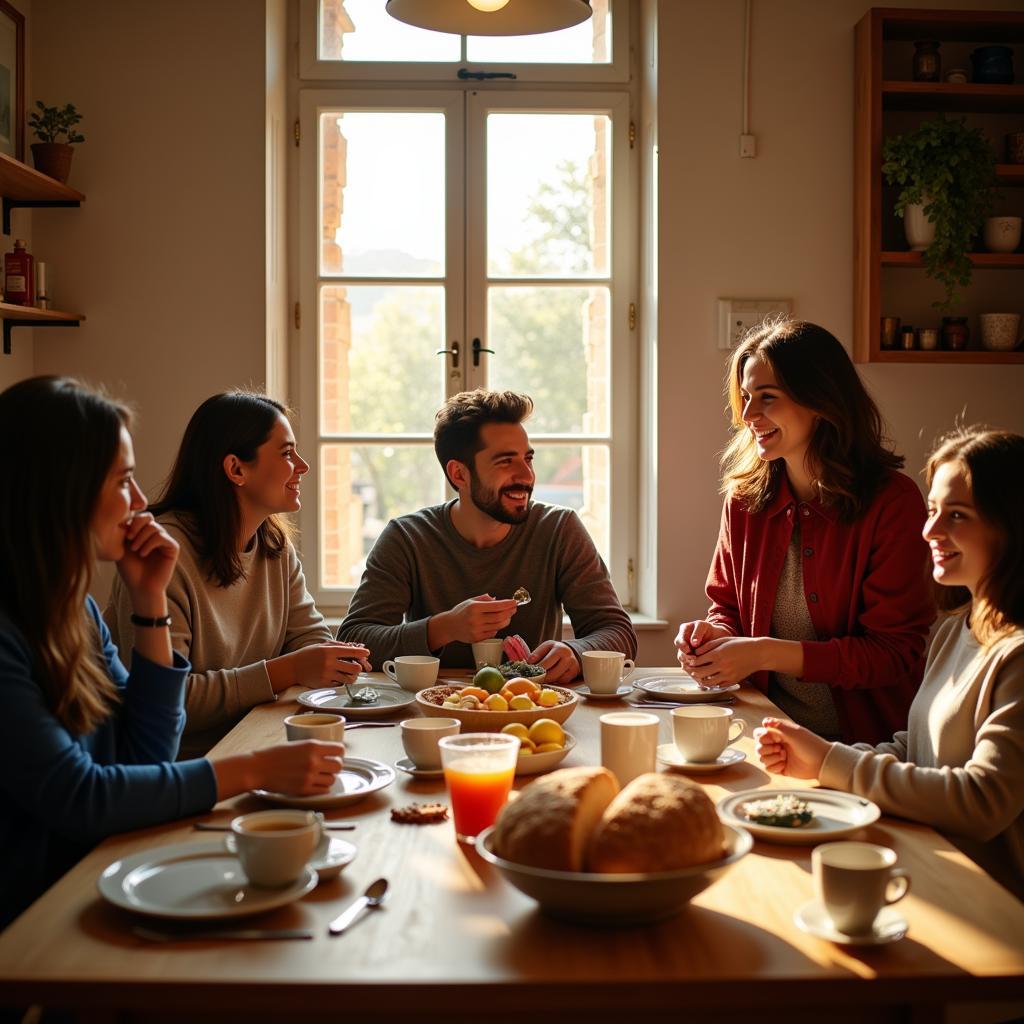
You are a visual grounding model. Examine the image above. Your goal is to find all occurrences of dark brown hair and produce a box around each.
[926,426,1024,645]
[150,391,292,587]
[433,389,534,487]
[0,376,128,734]
[721,318,903,521]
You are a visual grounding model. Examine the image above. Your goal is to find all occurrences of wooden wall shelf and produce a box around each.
[882,252,1024,267]
[0,151,85,234]
[0,302,84,354]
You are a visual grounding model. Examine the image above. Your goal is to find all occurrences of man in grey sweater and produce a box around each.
[338,390,636,683]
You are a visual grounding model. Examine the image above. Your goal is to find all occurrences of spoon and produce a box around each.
[512,586,531,606]
[328,877,389,936]
[343,682,379,705]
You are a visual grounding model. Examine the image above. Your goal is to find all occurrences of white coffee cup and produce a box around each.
[582,651,636,694]
[600,711,659,786]
[227,810,323,888]
[471,639,504,669]
[813,841,911,935]
[671,705,745,763]
[979,313,1023,352]
[284,712,345,742]
[401,717,460,770]
[382,655,440,692]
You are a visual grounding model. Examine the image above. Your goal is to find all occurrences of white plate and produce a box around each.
[298,684,416,718]
[311,836,357,882]
[576,684,634,701]
[656,743,746,774]
[794,900,908,946]
[97,841,317,920]
[634,677,740,703]
[717,788,881,845]
[395,756,445,779]
[252,757,396,809]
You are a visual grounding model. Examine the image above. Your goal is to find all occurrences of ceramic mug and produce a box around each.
[671,705,745,763]
[284,712,345,742]
[401,717,460,770]
[227,810,323,887]
[983,216,1022,254]
[471,639,504,669]
[600,711,659,786]
[813,842,910,936]
[979,313,1023,352]
[581,650,636,694]
[382,655,440,692]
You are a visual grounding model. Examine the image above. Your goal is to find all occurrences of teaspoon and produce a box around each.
[328,877,389,936]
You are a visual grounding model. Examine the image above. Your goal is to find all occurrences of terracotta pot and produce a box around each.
[30,142,74,184]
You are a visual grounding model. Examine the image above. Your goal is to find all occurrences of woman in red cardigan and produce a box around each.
[676,319,934,744]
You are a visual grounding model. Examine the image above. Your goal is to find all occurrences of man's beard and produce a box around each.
[469,471,533,525]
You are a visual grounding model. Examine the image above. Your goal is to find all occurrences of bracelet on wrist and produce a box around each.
[130,612,172,629]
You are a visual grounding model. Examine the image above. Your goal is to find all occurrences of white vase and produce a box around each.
[904,201,936,251]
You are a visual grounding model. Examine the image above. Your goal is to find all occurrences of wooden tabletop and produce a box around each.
[1,668,1022,1023]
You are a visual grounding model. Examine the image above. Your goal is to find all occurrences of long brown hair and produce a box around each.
[926,426,1024,645]
[0,376,128,734]
[150,391,292,587]
[721,318,903,521]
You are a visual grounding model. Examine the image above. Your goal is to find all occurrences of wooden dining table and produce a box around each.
[0,668,1022,1024]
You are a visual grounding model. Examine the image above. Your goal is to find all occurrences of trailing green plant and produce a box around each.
[882,116,997,312]
[28,101,85,145]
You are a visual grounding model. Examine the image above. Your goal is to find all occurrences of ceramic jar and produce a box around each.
[904,202,936,251]
[979,313,1023,352]
[1008,131,1024,166]
[983,216,1022,253]
[941,316,969,351]
[880,316,900,350]
[970,46,1014,85]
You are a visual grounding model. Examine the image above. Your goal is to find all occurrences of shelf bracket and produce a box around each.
[3,318,79,355]
[3,198,81,235]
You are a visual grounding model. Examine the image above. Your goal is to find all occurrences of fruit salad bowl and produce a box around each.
[515,730,577,776]
[416,684,578,732]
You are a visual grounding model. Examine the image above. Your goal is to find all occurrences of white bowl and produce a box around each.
[515,731,577,776]
[416,684,577,732]
[476,823,752,926]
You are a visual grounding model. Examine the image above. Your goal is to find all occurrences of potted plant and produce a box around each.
[882,116,997,311]
[27,101,85,184]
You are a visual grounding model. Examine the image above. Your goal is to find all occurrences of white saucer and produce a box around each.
[395,756,445,779]
[656,743,746,774]
[576,684,633,701]
[252,757,396,809]
[634,677,740,703]
[98,841,317,920]
[794,900,908,946]
[311,836,357,882]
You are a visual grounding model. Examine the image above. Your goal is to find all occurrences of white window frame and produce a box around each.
[298,0,631,85]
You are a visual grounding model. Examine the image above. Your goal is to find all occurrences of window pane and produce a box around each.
[467,0,610,64]
[321,444,446,589]
[487,113,609,277]
[319,0,460,62]
[533,444,610,566]
[487,286,609,435]
[320,285,446,435]
[320,111,445,277]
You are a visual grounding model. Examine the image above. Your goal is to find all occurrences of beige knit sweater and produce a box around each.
[821,612,1024,898]
[104,513,333,758]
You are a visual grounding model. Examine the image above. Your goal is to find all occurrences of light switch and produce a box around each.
[717,298,793,350]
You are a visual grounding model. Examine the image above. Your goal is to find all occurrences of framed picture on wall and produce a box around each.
[0,0,23,160]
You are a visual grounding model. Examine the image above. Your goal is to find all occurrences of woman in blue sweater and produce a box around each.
[0,377,344,929]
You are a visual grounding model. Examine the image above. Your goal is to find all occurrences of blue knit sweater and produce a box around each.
[0,597,217,928]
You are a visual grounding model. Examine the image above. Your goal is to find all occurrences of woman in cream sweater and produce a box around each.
[107,392,370,757]
[756,426,1024,898]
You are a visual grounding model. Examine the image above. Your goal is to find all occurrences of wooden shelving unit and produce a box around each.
[854,8,1024,364]
[0,151,85,353]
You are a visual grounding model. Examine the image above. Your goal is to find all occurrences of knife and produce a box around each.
[133,925,313,942]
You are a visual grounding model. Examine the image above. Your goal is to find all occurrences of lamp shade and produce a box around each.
[385,0,592,36]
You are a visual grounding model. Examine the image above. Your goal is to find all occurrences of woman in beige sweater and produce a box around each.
[107,392,370,757]
[756,427,1024,898]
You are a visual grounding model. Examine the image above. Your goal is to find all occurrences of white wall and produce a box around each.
[641,0,1024,665]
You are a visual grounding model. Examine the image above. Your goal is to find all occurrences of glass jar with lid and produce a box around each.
[913,40,941,82]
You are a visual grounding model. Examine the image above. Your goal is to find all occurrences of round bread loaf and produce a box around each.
[491,766,619,872]
[586,773,725,873]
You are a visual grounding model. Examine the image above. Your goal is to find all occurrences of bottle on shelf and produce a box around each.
[4,239,34,306]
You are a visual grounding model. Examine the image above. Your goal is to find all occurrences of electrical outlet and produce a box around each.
[717,298,792,350]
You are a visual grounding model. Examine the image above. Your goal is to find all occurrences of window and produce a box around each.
[297,1,636,609]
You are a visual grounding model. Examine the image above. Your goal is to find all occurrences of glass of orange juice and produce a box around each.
[439,733,520,843]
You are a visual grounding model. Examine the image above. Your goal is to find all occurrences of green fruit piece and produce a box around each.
[473,666,506,694]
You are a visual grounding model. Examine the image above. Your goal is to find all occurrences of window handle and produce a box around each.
[472,337,494,367]
[436,339,460,368]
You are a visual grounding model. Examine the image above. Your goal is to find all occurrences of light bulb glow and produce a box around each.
[467,0,511,12]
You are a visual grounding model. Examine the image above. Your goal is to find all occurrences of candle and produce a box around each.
[36,262,49,309]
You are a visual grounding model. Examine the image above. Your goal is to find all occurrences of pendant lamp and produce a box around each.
[385,0,592,36]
